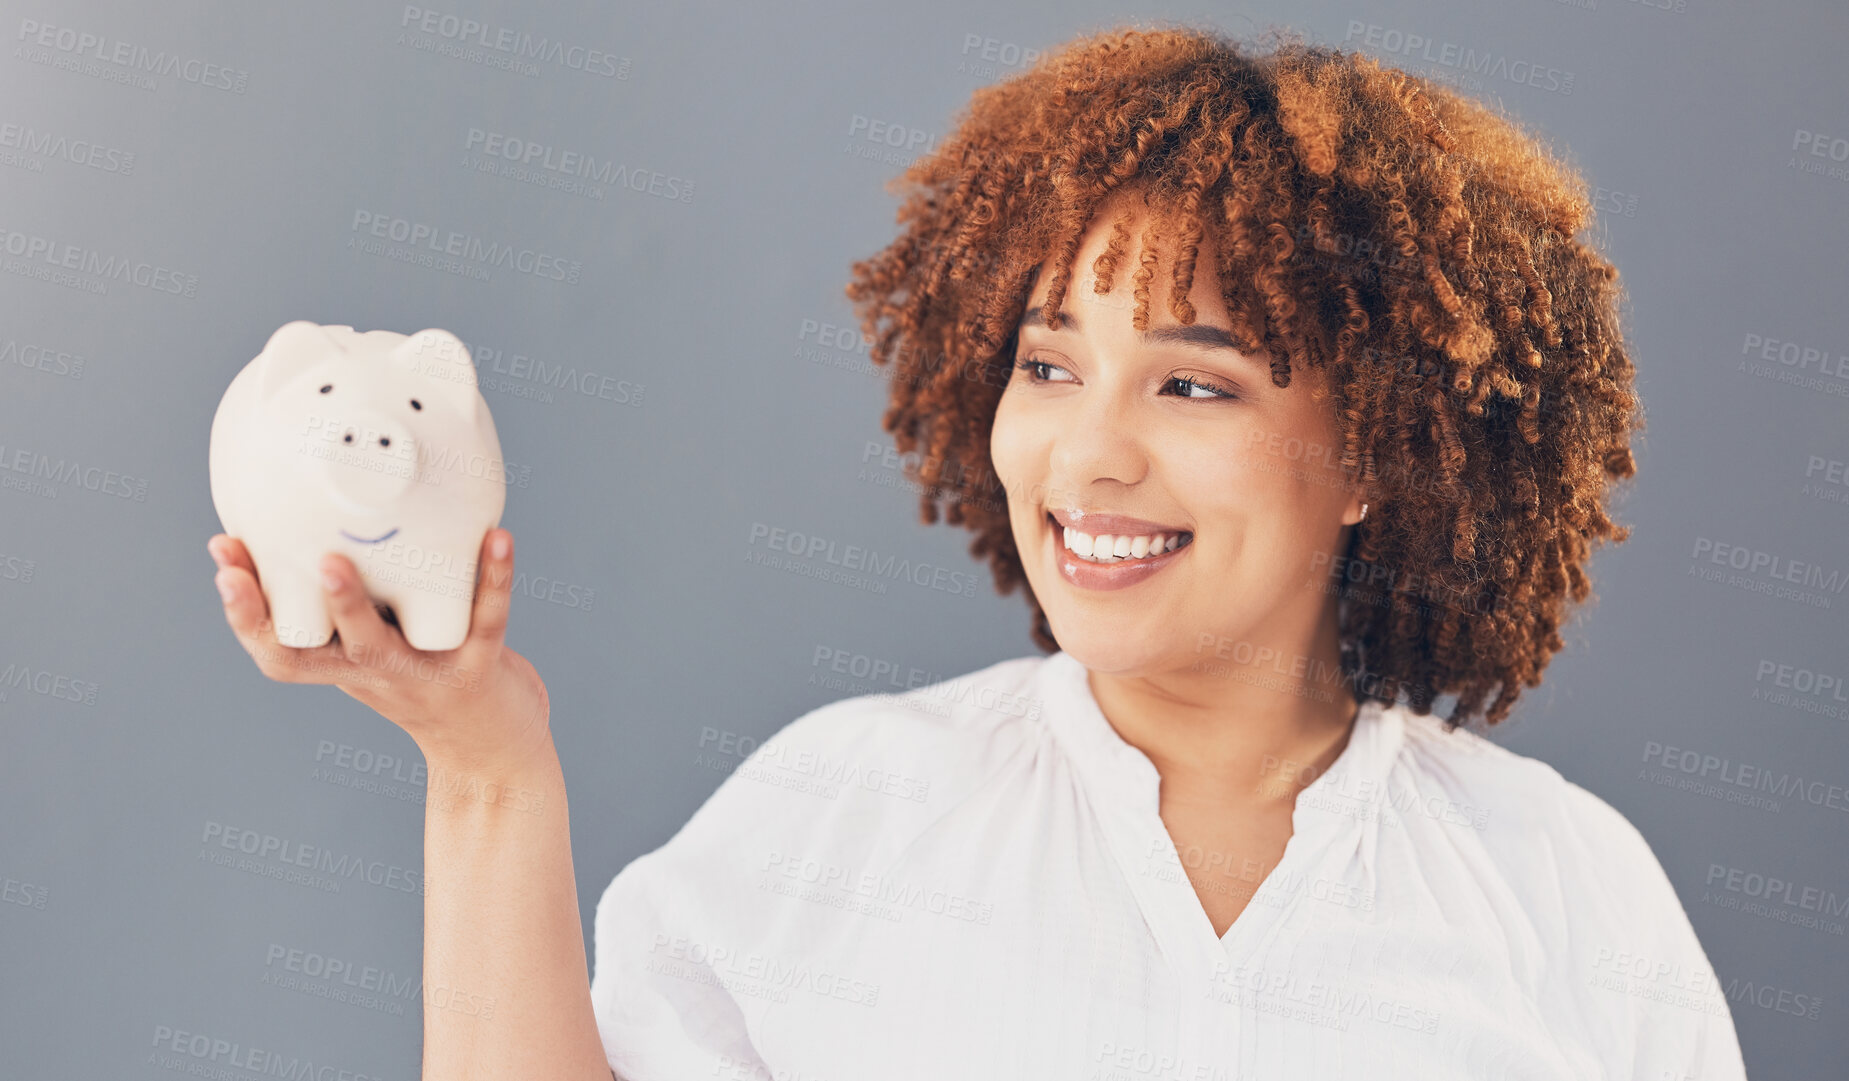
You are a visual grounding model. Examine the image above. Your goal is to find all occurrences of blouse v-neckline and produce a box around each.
[1037,649,1403,979]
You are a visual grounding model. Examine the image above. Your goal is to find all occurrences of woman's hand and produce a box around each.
[207,528,551,773]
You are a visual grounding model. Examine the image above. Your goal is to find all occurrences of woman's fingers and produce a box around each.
[318,552,405,689]
[464,528,516,651]
[208,534,364,685]
[208,534,255,582]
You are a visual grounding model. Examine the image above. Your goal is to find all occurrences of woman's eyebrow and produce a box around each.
[1018,306,1260,358]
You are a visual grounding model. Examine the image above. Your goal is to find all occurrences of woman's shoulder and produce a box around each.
[1383,707,1747,1075]
[598,651,1054,892]
[716,651,1053,812]
[1388,707,1674,892]
[586,657,1053,1077]
[771,650,1051,758]
[1384,706,1695,923]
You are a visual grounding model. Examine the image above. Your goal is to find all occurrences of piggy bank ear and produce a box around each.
[389,329,482,419]
[256,320,346,399]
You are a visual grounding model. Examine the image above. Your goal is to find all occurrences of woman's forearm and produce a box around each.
[419,731,611,1080]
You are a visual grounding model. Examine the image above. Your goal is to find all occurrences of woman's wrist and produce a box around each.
[420,727,564,818]
[412,650,557,788]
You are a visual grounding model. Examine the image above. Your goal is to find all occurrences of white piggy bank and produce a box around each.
[209,320,507,651]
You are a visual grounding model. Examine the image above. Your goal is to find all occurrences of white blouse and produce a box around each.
[589,650,1749,1080]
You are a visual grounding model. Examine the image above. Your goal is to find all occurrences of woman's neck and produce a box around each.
[1084,648,1362,811]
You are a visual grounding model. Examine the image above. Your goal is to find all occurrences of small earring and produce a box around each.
[1358,502,1369,522]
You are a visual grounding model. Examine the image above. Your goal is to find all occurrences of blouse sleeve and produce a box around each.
[1555,779,1751,1081]
[585,697,880,1081]
[584,688,995,1079]
[587,846,773,1081]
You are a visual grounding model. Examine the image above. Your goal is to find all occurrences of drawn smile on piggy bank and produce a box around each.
[339,527,401,544]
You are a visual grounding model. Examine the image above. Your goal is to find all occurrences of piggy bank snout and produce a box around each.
[304,403,419,511]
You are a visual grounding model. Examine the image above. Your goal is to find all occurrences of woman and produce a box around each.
[206,25,1747,1081]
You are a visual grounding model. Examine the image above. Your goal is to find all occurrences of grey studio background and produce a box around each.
[1,0,1844,1076]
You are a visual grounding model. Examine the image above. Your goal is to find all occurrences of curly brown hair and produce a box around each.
[842,24,1642,728]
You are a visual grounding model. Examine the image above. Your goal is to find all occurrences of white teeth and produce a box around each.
[1058,523,1189,563]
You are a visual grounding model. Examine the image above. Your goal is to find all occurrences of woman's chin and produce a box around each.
[1044,625,1176,676]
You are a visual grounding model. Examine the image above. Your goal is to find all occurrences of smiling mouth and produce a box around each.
[1046,511,1192,564]
[339,527,400,545]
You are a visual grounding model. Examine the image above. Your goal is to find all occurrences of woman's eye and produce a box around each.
[1013,356,1074,383]
[1162,375,1239,401]
[1012,356,1239,401]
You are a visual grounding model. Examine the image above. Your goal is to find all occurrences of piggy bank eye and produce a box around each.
[319,384,333,394]
[410,399,422,411]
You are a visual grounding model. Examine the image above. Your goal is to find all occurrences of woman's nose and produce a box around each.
[1047,392,1148,487]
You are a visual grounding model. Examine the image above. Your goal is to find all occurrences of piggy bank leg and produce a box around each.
[266,573,336,649]
[393,590,475,653]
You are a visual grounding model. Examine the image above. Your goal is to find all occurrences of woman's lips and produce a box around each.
[1047,507,1190,537]
[1047,511,1192,591]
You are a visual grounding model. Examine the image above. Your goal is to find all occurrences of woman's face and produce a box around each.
[989,194,1368,679]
